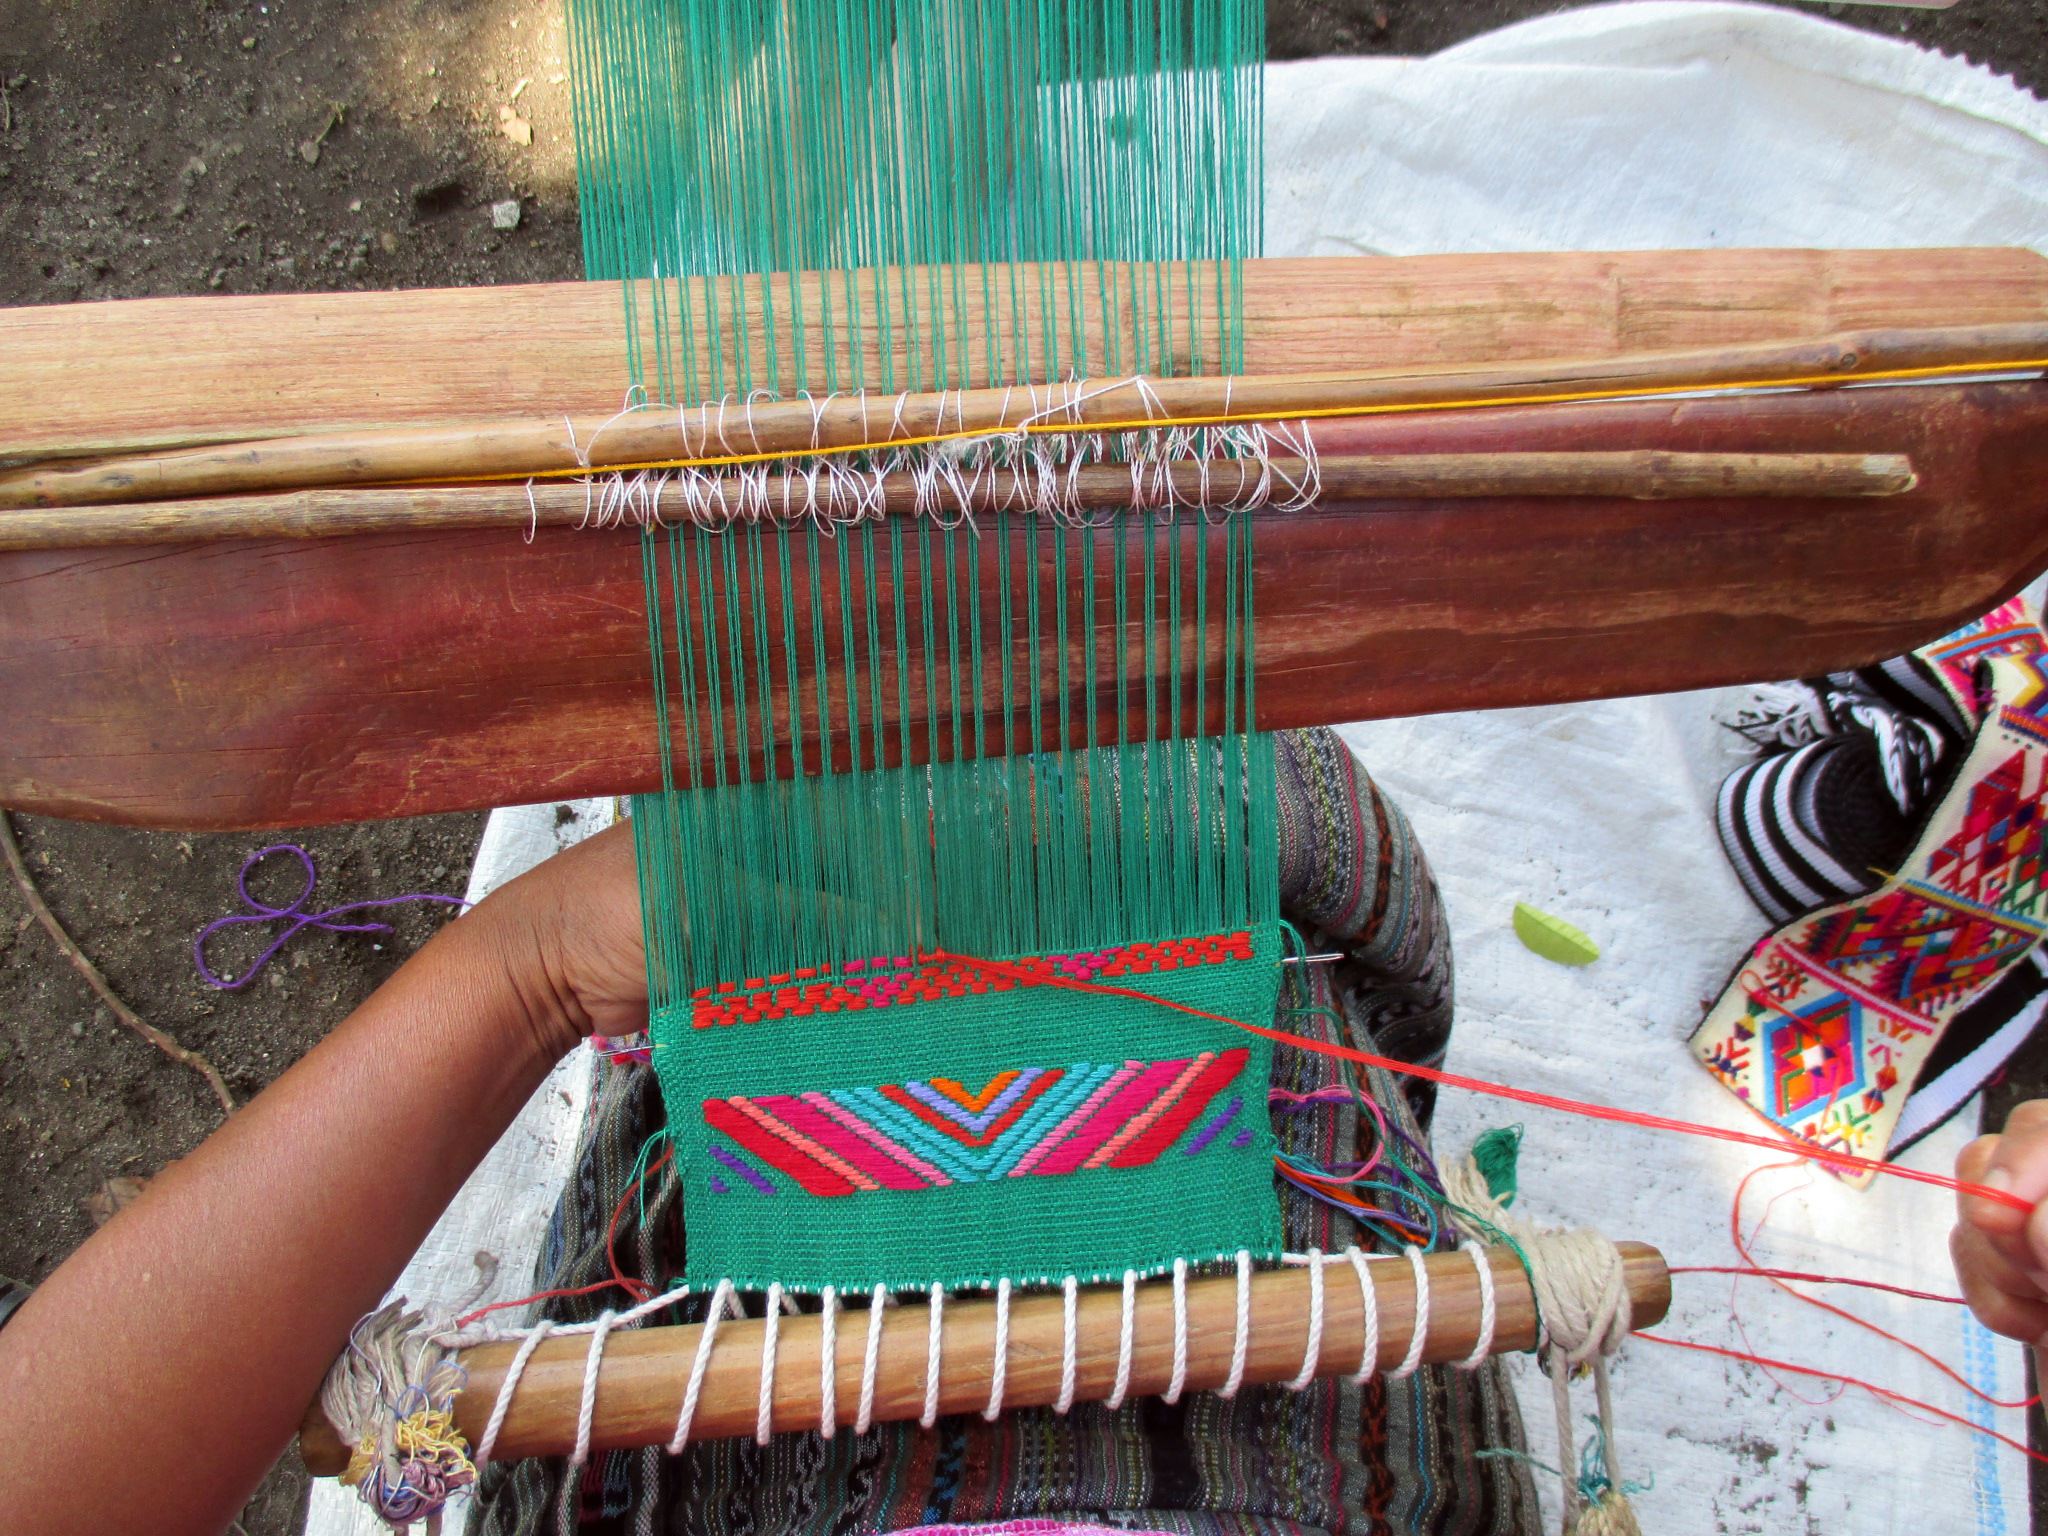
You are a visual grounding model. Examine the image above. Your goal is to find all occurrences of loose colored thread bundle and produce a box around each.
[194,843,466,990]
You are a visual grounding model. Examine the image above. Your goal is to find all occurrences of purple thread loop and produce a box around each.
[194,842,468,990]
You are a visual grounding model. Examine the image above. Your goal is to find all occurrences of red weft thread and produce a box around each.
[458,1278,629,1328]
[456,1147,678,1326]
[605,1146,673,1305]
[1726,1162,2038,1412]
[1668,1266,1965,1306]
[1639,1333,2048,1467]
[921,950,2032,1214]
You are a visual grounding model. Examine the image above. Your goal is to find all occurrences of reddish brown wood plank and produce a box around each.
[4,381,2043,829]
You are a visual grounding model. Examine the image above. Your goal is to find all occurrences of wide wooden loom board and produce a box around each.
[3,249,2046,829]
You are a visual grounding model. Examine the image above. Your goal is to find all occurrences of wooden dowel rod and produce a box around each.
[0,451,1914,551]
[1,319,2025,511]
[299,1241,1669,1475]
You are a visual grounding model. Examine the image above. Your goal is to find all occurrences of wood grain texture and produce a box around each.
[4,248,2045,829]
[4,381,2043,828]
[6,249,2045,461]
[0,452,1917,550]
[298,1240,1672,1473]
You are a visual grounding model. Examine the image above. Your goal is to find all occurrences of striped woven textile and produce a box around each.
[468,728,1538,1536]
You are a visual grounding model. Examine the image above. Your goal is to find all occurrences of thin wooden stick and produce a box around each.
[0,320,2028,511]
[0,811,236,1115]
[0,451,1916,551]
[299,1240,1669,1473]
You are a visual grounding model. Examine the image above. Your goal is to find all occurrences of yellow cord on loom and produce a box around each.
[420,355,2048,489]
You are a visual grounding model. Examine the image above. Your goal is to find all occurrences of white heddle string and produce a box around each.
[1286,1247,1326,1391]
[1344,1247,1380,1383]
[856,1285,888,1436]
[1107,1269,1138,1410]
[817,1286,838,1440]
[1219,1250,1253,1398]
[569,1309,619,1470]
[1165,1257,1191,1404]
[666,1278,733,1455]
[1390,1247,1430,1379]
[921,1284,945,1430]
[1054,1276,1081,1414]
[1456,1243,1497,1370]
[983,1278,1012,1422]
[474,1318,553,1466]
[755,1281,784,1446]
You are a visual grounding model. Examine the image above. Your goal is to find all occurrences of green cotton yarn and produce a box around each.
[566,0,1287,1296]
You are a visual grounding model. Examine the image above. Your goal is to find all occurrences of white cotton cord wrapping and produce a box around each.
[1286,1248,1326,1391]
[755,1282,784,1446]
[856,1285,888,1436]
[1390,1247,1430,1379]
[1164,1258,1191,1404]
[1220,1250,1253,1399]
[818,1287,838,1441]
[666,1279,733,1455]
[569,1310,620,1470]
[1107,1269,1139,1410]
[921,1284,945,1430]
[1054,1276,1081,1415]
[983,1278,1012,1422]
[1438,1140,1638,1536]
[1345,1247,1380,1384]
[1457,1242,1497,1370]
[474,1318,553,1467]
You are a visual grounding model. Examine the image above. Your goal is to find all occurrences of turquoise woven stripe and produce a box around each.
[657,924,1285,1294]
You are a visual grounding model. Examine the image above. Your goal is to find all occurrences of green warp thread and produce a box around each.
[565,0,1273,1008]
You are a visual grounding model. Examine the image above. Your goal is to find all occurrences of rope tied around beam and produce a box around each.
[1442,1136,1639,1536]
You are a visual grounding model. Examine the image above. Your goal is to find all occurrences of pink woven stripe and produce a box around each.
[1085,1051,1213,1168]
[1029,1058,1189,1178]
[800,1091,953,1188]
[1007,1063,1139,1178]
[725,1097,879,1193]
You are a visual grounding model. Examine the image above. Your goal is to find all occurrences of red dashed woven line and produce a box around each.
[690,930,1253,1029]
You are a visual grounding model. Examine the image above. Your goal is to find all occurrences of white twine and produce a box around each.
[921,1283,945,1430]
[569,1310,619,1470]
[817,1286,838,1441]
[1456,1242,1497,1370]
[1107,1269,1139,1410]
[983,1278,1012,1422]
[1344,1247,1380,1384]
[1164,1257,1191,1405]
[1286,1246,1326,1392]
[666,1279,733,1455]
[1219,1249,1254,1399]
[1055,1276,1081,1415]
[474,1318,552,1467]
[856,1284,888,1436]
[755,1281,784,1446]
[1390,1247,1430,1379]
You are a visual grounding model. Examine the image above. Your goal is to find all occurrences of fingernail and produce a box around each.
[1985,1167,2016,1194]
[2029,1268,2048,1295]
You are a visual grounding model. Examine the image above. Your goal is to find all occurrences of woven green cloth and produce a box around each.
[658,924,1284,1292]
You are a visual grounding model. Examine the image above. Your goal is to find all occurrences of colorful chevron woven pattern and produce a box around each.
[690,933,1254,1029]
[702,1048,1252,1197]
[654,923,1287,1292]
[1692,605,2048,1181]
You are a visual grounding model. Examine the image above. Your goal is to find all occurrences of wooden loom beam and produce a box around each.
[299,1240,1672,1472]
[3,247,2046,829]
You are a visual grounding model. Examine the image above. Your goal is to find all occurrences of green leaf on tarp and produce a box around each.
[1512,901,1600,967]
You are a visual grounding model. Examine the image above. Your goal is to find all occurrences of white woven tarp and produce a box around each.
[312,6,2048,1531]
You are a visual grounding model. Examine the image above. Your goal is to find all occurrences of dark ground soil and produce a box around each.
[1,2,2044,1532]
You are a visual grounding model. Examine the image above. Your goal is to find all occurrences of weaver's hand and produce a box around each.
[1953,1101,2048,1348]
[481,817,647,1051]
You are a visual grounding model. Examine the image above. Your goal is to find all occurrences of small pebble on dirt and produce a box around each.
[491,197,522,230]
